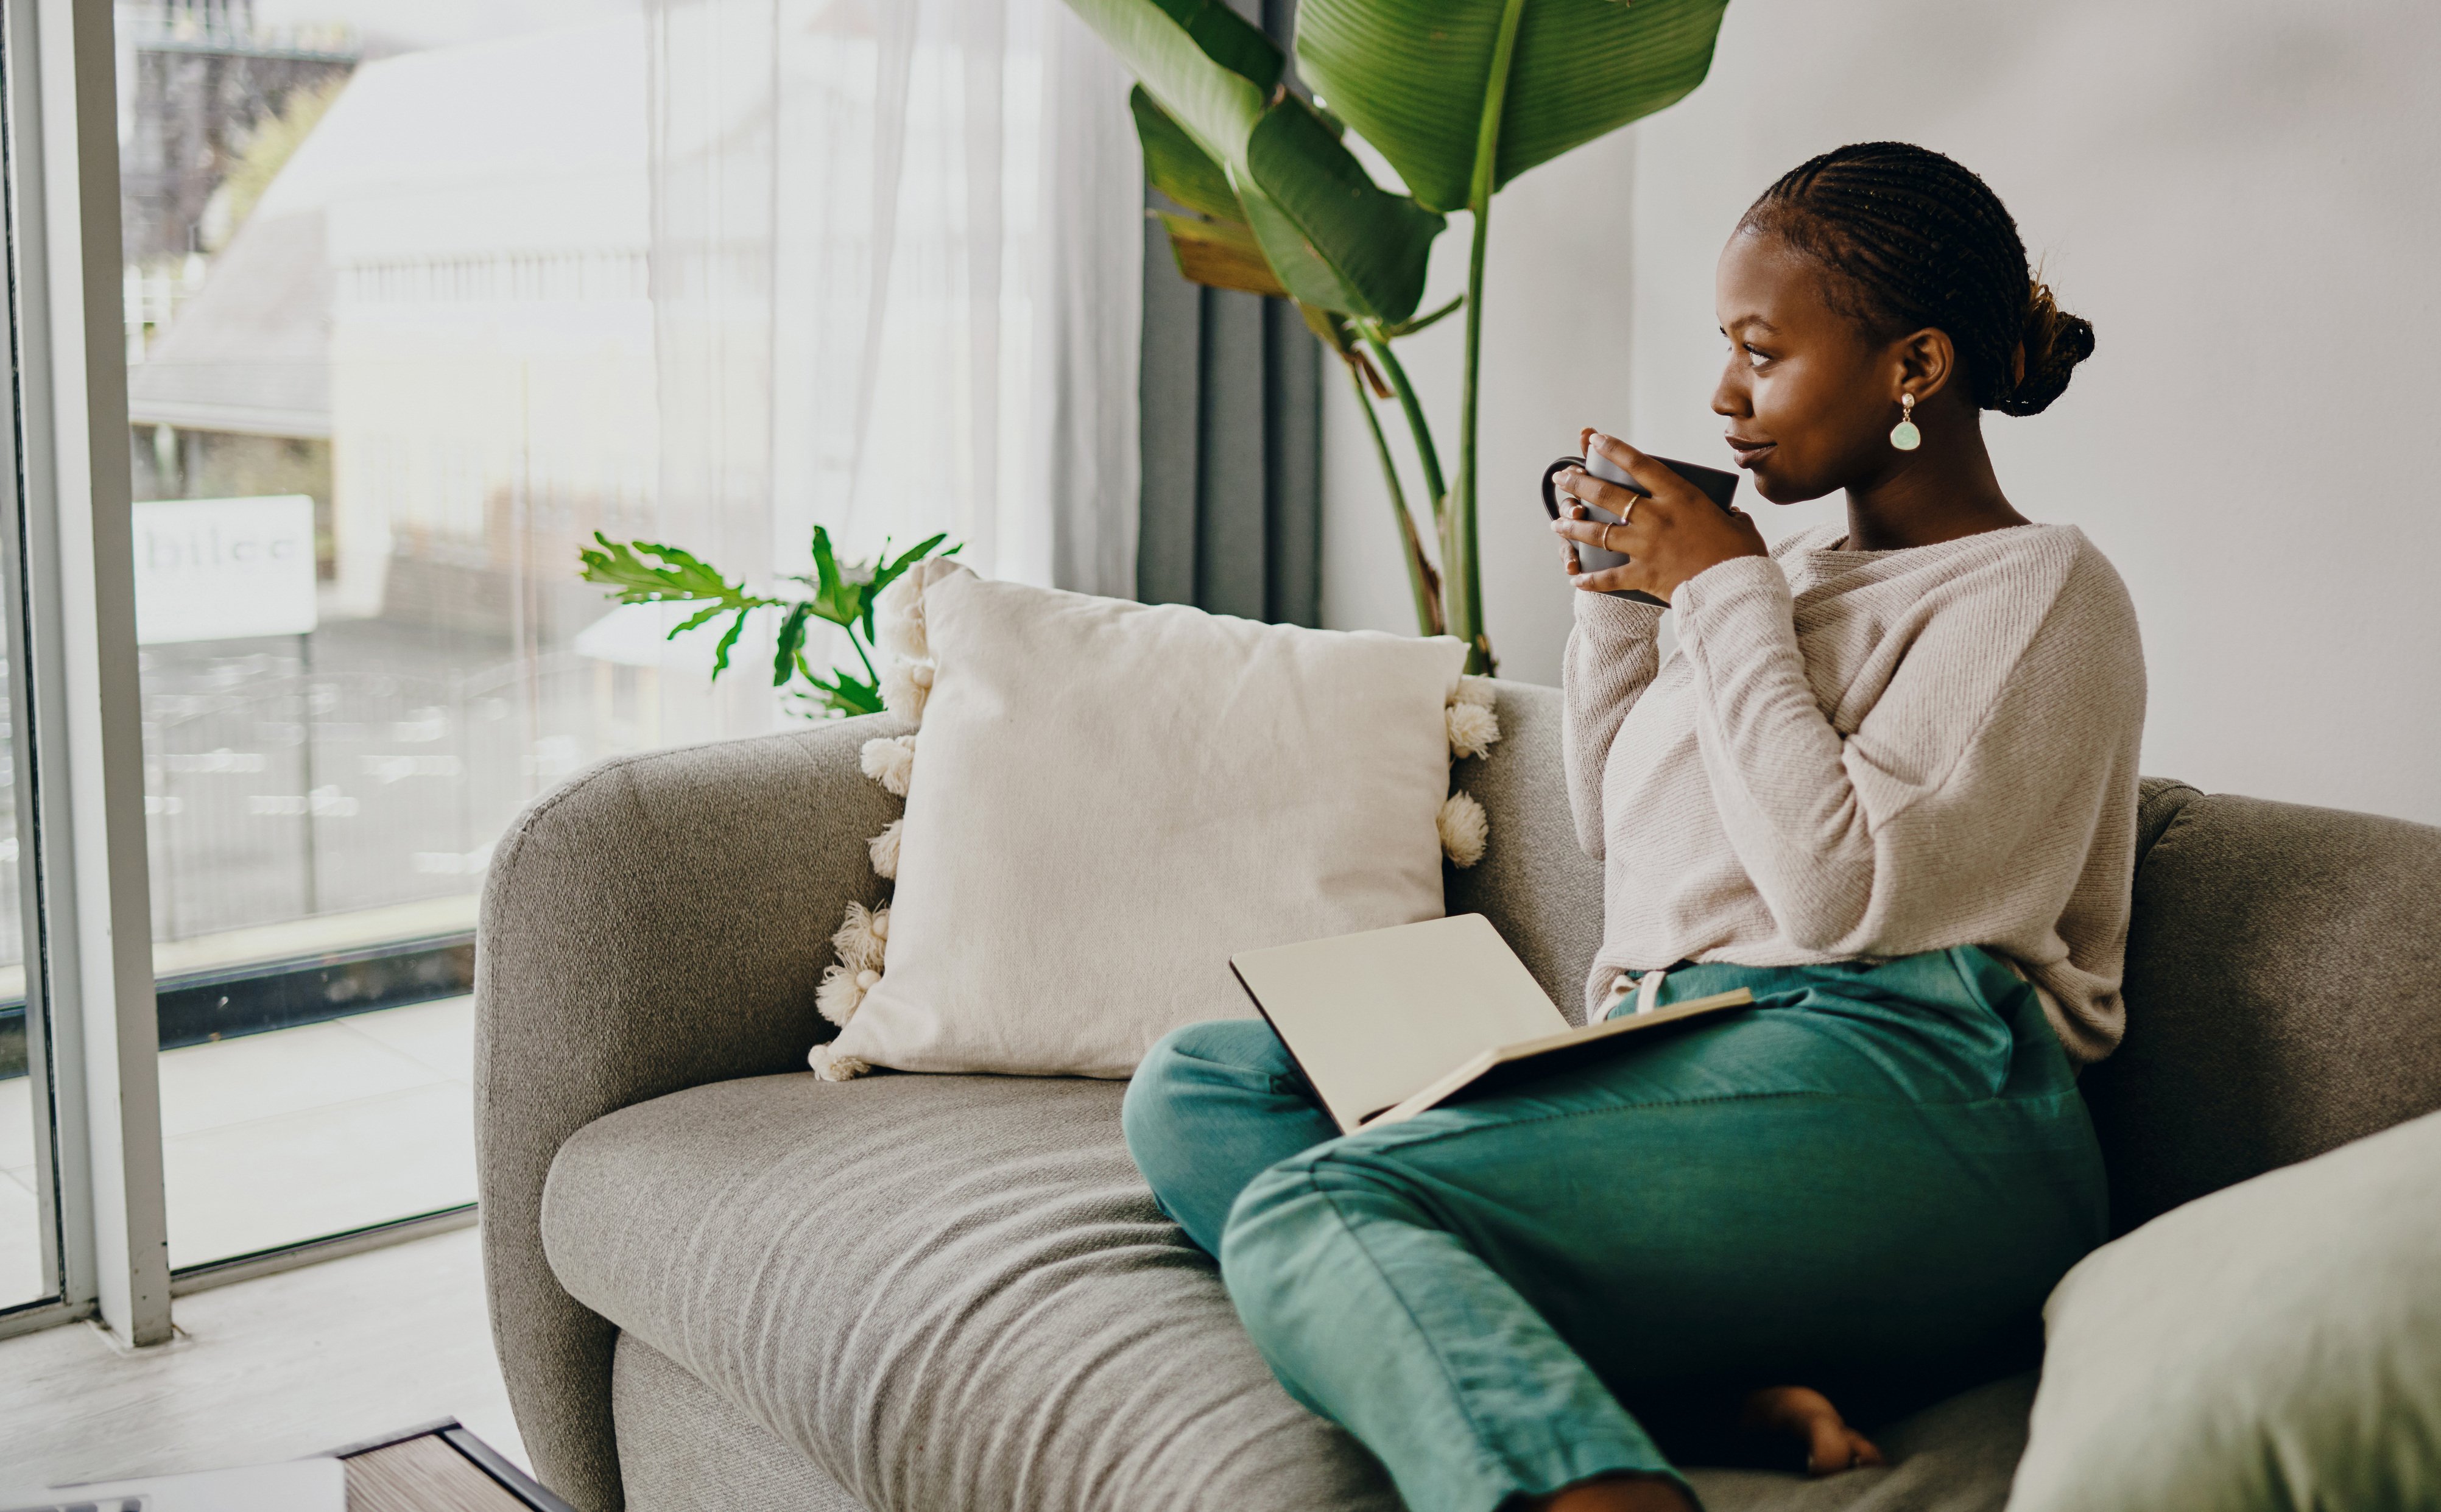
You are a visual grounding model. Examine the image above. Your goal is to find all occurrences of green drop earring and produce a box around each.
[1890,392,1921,451]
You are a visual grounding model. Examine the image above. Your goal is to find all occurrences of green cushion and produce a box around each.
[2009,1109,2441,1511]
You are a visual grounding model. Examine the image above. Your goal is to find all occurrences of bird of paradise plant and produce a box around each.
[1088,0,1730,672]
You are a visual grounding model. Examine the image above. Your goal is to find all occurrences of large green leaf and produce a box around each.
[1132,83,1288,296]
[1133,84,1239,219]
[1066,0,1446,320]
[1146,0,1284,97]
[1066,0,1276,165]
[1241,98,1442,318]
[1294,0,1731,214]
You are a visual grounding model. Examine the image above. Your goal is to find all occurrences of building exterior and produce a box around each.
[117,18,681,952]
[116,0,358,265]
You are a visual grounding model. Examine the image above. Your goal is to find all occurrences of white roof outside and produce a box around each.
[127,16,650,439]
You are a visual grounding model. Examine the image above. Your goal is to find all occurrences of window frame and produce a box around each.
[0,0,177,1346]
[2,0,513,1347]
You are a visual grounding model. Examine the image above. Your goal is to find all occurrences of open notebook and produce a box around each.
[1229,913,1752,1134]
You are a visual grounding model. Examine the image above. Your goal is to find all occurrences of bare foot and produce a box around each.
[1741,1385,1885,1476]
[1524,1472,1696,1511]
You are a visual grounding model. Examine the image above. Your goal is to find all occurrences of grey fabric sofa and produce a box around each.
[475,682,2441,1512]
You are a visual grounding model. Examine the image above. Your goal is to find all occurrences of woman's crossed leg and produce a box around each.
[1124,958,2104,1512]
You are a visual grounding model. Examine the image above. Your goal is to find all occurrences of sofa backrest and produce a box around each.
[1451,684,1607,1019]
[1462,683,2441,1235]
[2084,782,2441,1232]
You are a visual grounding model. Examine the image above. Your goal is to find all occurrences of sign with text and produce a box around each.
[133,494,319,645]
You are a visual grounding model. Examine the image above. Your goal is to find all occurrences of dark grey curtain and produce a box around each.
[1133,0,1321,625]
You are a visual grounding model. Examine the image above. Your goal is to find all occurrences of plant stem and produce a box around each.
[1455,0,1530,677]
[846,620,881,687]
[1345,361,1445,637]
[1362,331,1447,520]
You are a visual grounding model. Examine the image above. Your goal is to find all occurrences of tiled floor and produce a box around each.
[0,994,477,1302]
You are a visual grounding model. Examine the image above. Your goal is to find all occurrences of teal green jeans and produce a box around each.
[1121,948,2107,1512]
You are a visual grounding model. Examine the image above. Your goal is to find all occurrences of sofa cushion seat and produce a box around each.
[541,1071,1401,1511]
[541,1069,2036,1512]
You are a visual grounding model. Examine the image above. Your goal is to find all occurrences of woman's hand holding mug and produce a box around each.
[1551,429,1766,603]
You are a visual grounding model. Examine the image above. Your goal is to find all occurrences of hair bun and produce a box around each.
[2001,281,2094,416]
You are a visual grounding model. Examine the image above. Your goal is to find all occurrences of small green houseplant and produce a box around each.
[579,528,956,717]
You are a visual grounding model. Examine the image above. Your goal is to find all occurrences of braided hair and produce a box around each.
[1740,142,2093,417]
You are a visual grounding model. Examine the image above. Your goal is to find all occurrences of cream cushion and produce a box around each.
[2007,1108,2441,1511]
[826,567,1469,1078]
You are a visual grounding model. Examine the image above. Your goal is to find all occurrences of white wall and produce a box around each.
[1322,0,2441,826]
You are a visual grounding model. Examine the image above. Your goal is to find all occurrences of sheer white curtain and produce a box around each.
[644,0,1141,718]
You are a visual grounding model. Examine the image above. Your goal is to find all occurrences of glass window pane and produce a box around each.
[122,0,1059,1270]
[124,0,667,1268]
[1,654,48,1309]
[2,7,55,1309]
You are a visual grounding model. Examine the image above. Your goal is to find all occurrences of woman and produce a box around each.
[1123,142,2144,1512]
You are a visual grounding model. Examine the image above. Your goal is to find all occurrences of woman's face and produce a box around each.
[1710,227,1916,505]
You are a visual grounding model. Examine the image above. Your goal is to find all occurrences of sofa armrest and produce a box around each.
[474,715,904,1511]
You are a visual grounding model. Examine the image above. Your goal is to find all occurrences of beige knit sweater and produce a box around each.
[1562,521,2146,1064]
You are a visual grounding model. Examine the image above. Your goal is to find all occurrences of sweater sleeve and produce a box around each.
[1560,590,1666,861]
[1668,547,2142,958]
